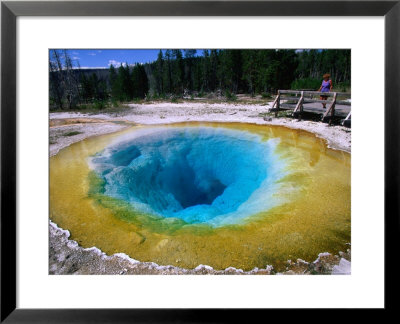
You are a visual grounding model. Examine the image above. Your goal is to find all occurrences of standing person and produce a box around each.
[318,73,333,108]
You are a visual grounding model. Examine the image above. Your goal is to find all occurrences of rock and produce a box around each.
[332,258,351,275]
[194,264,214,274]
[313,252,340,274]
[254,269,273,275]
[284,258,310,274]
[224,267,244,274]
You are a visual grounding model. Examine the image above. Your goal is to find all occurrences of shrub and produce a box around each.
[225,90,237,101]
[93,100,106,110]
[111,99,119,108]
[261,92,272,99]
[336,81,350,92]
[291,78,321,90]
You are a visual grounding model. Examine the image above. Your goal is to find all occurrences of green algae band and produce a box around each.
[50,123,351,271]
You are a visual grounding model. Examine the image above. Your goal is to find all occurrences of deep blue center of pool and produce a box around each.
[90,127,285,226]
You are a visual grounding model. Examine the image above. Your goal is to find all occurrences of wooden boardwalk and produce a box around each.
[269,90,351,127]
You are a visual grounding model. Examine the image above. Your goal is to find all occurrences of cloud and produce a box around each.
[72,51,79,55]
[97,50,102,53]
[295,49,312,53]
[108,60,122,66]
[109,60,130,67]
[72,56,80,60]
[108,60,137,67]
[88,53,96,56]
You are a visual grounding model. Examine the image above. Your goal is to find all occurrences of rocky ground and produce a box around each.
[49,221,351,275]
[49,121,128,157]
[50,101,351,153]
[49,101,351,275]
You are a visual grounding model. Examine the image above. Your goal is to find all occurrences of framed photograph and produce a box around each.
[1,0,398,321]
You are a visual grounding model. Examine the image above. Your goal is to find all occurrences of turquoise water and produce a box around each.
[90,127,287,226]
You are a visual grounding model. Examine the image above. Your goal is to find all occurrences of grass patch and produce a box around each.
[62,131,82,137]
[50,100,132,114]
[258,110,292,118]
[261,92,273,99]
[171,96,183,103]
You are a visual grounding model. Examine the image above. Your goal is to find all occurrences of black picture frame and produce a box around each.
[1,0,398,321]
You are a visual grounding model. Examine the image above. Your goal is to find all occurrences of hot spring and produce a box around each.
[50,123,351,271]
[89,127,285,226]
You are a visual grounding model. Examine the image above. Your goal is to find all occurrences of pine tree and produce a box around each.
[154,50,164,95]
[109,64,119,99]
[80,73,92,102]
[184,49,197,92]
[132,64,149,99]
[115,63,133,101]
[202,50,210,92]
[242,50,259,95]
[172,50,184,95]
[165,50,173,94]
[218,50,242,93]
[209,50,219,91]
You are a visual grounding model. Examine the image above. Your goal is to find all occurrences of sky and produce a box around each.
[56,49,200,69]
[51,49,311,69]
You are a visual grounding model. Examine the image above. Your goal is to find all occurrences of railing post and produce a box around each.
[275,90,280,117]
[329,92,337,125]
[299,91,304,120]
[293,90,304,120]
[322,92,337,123]
[342,111,351,127]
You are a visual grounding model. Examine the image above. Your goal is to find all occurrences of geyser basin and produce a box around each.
[89,127,285,226]
[50,123,351,271]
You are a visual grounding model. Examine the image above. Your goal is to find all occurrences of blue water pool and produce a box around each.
[89,126,286,226]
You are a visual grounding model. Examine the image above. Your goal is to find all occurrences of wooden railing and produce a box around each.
[269,90,351,126]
